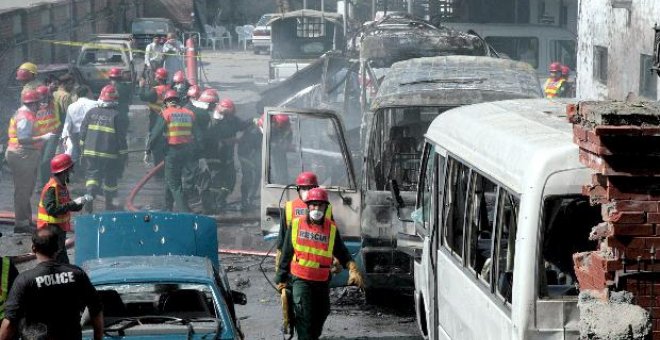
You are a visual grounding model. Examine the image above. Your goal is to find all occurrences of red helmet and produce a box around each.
[186,85,201,99]
[108,67,122,79]
[50,154,74,174]
[173,70,185,83]
[99,85,119,101]
[219,98,235,112]
[21,89,42,104]
[16,68,35,81]
[163,89,179,102]
[257,115,264,128]
[561,65,570,76]
[296,171,318,187]
[273,114,290,128]
[36,85,50,98]
[198,89,219,104]
[304,187,329,204]
[155,67,168,81]
[549,62,561,72]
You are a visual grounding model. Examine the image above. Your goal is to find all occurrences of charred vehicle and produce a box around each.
[76,37,137,95]
[77,212,246,339]
[268,10,345,82]
[361,56,543,299]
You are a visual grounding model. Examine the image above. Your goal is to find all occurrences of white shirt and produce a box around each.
[145,42,163,65]
[62,97,98,138]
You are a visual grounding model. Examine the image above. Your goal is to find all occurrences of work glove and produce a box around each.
[347,261,365,289]
[198,158,209,173]
[274,249,282,269]
[276,282,287,293]
[330,257,342,275]
[38,132,55,141]
[73,195,94,205]
[143,151,152,166]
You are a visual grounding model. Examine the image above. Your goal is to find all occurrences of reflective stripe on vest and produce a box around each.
[0,257,9,319]
[35,103,60,134]
[544,78,565,98]
[37,178,72,232]
[162,107,194,145]
[285,198,333,228]
[7,107,43,150]
[290,217,336,282]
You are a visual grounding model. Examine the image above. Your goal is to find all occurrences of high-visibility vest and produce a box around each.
[544,78,565,98]
[7,107,43,150]
[35,102,60,134]
[285,198,333,228]
[290,217,336,282]
[162,106,195,145]
[0,257,10,319]
[37,177,73,232]
[148,84,170,113]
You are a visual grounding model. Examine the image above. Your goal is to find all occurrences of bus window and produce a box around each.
[466,172,498,287]
[540,195,599,298]
[442,157,470,259]
[485,36,539,69]
[495,189,519,305]
[550,40,576,70]
[416,145,436,230]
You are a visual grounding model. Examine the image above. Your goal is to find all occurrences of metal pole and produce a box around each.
[372,0,376,19]
[408,0,412,14]
[321,0,324,11]
[303,0,307,9]
[343,0,348,36]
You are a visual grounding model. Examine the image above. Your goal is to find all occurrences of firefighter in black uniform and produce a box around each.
[0,233,19,321]
[0,225,103,340]
[79,85,128,212]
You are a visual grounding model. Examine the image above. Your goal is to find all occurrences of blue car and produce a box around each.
[76,212,245,339]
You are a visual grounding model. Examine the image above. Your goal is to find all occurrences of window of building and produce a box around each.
[640,54,657,100]
[442,157,470,259]
[485,36,539,69]
[466,171,498,287]
[494,189,518,305]
[594,46,608,84]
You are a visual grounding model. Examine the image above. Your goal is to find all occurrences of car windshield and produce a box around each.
[132,21,170,34]
[89,282,219,325]
[78,49,126,66]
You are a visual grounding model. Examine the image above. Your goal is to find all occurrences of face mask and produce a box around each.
[213,111,224,120]
[309,209,324,221]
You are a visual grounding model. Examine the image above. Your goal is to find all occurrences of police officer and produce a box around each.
[0,234,19,321]
[80,85,128,212]
[6,90,54,233]
[0,225,104,340]
[543,62,567,98]
[139,67,170,171]
[275,188,364,340]
[37,154,89,264]
[147,89,199,212]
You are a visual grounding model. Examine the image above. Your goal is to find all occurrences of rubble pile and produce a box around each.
[569,101,660,339]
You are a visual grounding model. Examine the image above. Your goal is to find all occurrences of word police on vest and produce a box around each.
[35,272,75,288]
[298,230,329,243]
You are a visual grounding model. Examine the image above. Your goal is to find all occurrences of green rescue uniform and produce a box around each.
[0,256,19,319]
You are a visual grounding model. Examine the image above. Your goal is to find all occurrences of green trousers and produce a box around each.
[291,276,330,340]
[164,144,193,212]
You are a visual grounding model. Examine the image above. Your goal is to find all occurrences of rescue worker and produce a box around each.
[139,67,170,172]
[79,85,128,212]
[62,86,98,164]
[275,188,364,340]
[16,62,40,95]
[35,85,62,192]
[108,67,132,124]
[201,98,249,213]
[6,90,54,233]
[237,115,263,211]
[162,33,185,83]
[0,225,104,340]
[181,85,206,204]
[172,70,191,101]
[0,233,19,321]
[543,62,567,98]
[144,36,164,82]
[147,89,199,212]
[37,154,89,264]
[560,64,574,97]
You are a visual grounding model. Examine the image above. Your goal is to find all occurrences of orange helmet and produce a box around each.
[163,89,179,102]
[50,154,74,174]
[219,98,235,112]
[296,171,318,187]
[304,187,329,204]
[549,62,561,73]
[108,67,122,79]
[173,70,185,83]
[21,89,42,104]
[186,85,201,99]
[155,67,168,81]
[198,89,219,104]
[99,84,119,102]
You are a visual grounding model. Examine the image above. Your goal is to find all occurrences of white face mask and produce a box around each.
[213,111,224,120]
[309,209,324,221]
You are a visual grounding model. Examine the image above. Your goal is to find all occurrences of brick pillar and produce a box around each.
[571,100,660,339]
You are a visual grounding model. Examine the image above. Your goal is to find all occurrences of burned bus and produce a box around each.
[360,56,543,299]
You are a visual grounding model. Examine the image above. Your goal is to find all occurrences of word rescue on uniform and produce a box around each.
[298,230,329,243]
[35,272,75,288]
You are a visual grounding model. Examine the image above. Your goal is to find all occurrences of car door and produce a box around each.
[260,108,361,243]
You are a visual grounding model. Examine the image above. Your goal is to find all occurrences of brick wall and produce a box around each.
[571,101,660,339]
